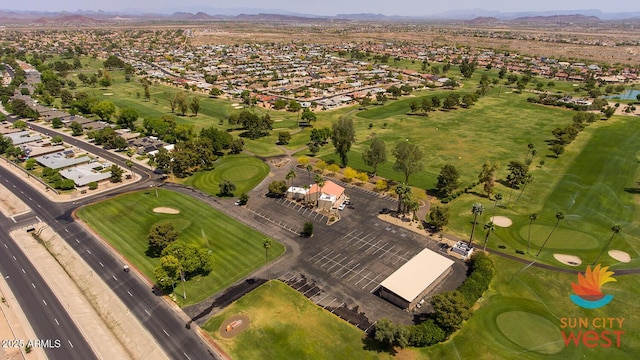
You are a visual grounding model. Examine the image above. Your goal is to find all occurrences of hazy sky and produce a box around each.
[4,0,640,15]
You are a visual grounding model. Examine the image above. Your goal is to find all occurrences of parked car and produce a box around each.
[338,203,346,211]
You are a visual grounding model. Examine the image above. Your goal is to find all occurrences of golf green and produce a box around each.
[519,225,600,250]
[496,311,564,354]
[182,154,269,196]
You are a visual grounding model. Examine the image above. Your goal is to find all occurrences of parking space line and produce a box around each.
[353,271,372,286]
[346,265,365,281]
[363,274,382,290]
[326,256,347,271]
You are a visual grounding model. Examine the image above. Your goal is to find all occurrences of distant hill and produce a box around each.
[0,8,638,25]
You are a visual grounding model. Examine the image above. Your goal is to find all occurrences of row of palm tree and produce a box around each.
[470,204,621,265]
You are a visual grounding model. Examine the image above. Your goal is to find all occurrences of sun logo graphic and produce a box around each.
[570,264,616,309]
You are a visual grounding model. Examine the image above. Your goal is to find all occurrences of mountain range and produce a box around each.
[0,8,639,25]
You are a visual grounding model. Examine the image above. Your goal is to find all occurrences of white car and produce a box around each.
[338,203,346,211]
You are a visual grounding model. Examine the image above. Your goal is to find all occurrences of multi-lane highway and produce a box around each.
[0,216,97,359]
[0,162,220,359]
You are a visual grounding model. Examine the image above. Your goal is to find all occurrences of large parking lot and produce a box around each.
[246,169,468,326]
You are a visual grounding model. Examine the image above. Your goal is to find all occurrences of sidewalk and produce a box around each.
[10,224,170,360]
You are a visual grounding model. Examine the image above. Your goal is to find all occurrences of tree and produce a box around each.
[300,109,317,124]
[278,131,291,145]
[478,162,499,198]
[117,108,138,130]
[229,138,244,154]
[219,179,236,197]
[268,180,288,197]
[482,221,495,251]
[109,165,123,183]
[550,144,565,158]
[91,100,116,121]
[209,87,222,97]
[70,121,83,136]
[286,168,297,188]
[175,92,189,116]
[51,117,63,128]
[468,203,484,246]
[51,135,63,145]
[514,174,534,204]
[314,174,325,207]
[393,142,424,184]
[536,211,565,257]
[343,167,357,182]
[301,222,314,237]
[362,137,386,176]
[431,291,471,334]
[435,164,460,198]
[491,193,502,218]
[429,205,449,232]
[189,97,200,116]
[506,161,528,203]
[394,183,411,214]
[147,223,179,257]
[592,225,622,264]
[359,97,371,109]
[263,239,272,282]
[527,213,538,254]
[331,117,356,167]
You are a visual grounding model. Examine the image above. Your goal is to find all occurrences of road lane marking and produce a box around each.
[31,283,35,288]
[112,275,118,281]
[35,216,41,222]
[184,352,191,360]
[42,299,47,306]
[12,256,16,260]
[3,243,7,248]
[163,329,170,337]
[21,268,25,274]
[86,249,92,255]
[68,340,73,348]
[28,197,32,200]
[64,228,69,233]
[54,318,59,325]
[144,309,151,316]
[99,262,104,267]
[75,239,80,243]
[10,217,16,223]
[127,291,133,297]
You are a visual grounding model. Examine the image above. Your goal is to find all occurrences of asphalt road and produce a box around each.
[0,209,97,359]
[0,165,220,359]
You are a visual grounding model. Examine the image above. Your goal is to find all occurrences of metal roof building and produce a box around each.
[378,248,454,310]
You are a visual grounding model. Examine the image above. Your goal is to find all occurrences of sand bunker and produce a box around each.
[219,314,250,338]
[554,254,582,266]
[609,250,631,263]
[103,92,114,96]
[490,216,512,227]
[153,207,180,214]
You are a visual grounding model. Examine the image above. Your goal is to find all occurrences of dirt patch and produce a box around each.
[490,216,512,227]
[377,214,426,237]
[219,314,250,338]
[153,207,180,214]
[553,254,582,266]
[609,250,631,263]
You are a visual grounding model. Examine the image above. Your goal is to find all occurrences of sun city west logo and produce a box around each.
[570,264,615,309]
[561,265,624,348]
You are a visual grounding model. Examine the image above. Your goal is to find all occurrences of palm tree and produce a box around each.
[514,174,534,205]
[263,239,272,284]
[468,203,484,246]
[482,221,495,251]
[492,193,502,218]
[302,184,309,204]
[527,213,538,254]
[313,174,325,207]
[306,164,313,184]
[286,168,297,188]
[395,183,411,214]
[536,211,565,257]
[592,224,622,265]
[525,143,535,161]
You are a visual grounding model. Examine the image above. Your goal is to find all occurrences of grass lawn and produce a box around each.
[444,115,640,269]
[413,255,640,359]
[76,189,284,306]
[203,281,392,360]
[179,154,270,197]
